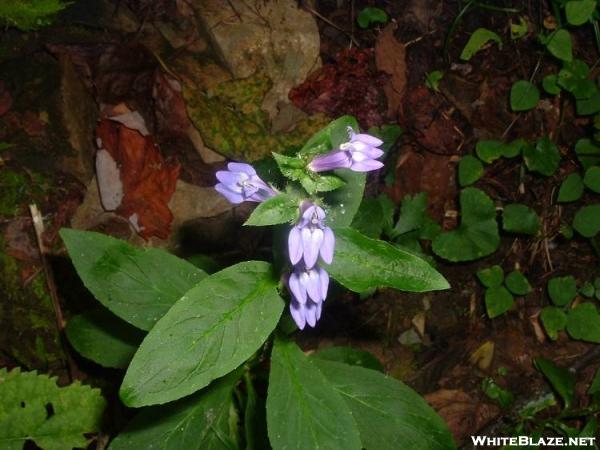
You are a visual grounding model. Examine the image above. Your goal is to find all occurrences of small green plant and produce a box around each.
[477,265,531,318]
[356,7,389,29]
[460,28,502,61]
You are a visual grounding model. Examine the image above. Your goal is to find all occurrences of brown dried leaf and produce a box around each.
[375,23,407,118]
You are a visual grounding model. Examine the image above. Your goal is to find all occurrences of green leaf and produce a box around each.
[541,306,567,340]
[0,368,106,450]
[542,74,561,95]
[393,192,428,236]
[502,203,541,235]
[573,204,600,237]
[458,155,484,186]
[120,261,283,407]
[65,308,144,369]
[357,7,389,28]
[244,193,300,226]
[580,281,595,298]
[545,29,573,61]
[485,286,514,318]
[510,80,540,111]
[534,357,575,408]
[565,0,597,25]
[109,372,240,450]
[583,166,600,193]
[426,70,444,92]
[313,359,457,450]
[272,152,305,182]
[300,115,359,155]
[510,16,529,40]
[476,265,504,288]
[481,377,514,408]
[575,138,600,169]
[351,198,385,238]
[312,346,384,372]
[460,28,502,61]
[267,339,362,450]
[0,0,69,31]
[505,270,532,295]
[328,227,450,293]
[60,229,207,331]
[548,275,577,306]
[476,140,504,163]
[432,188,500,262]
[523,137,561,176]
[557,173,584,202]
[244,372,270,450]
[577,90,600,115]
[566,302,600,343]
[324,171,366,227]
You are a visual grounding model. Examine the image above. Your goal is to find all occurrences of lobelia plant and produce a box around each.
[61,115,456,449]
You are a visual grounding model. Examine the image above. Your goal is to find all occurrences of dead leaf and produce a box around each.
[375,23,407,118]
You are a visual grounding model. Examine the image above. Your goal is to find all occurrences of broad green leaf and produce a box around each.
[557,173,584,202]
[313,346,384,372]
[502,139,526,158]
[558,59,591,92]
[300,115,359,155]
[476,140,504,163]
[542,74,561,95]
[432,188,500,262]
[313,359,457,450]
[329,227,450,293]
[523,137,561,176]
[458,155,484,186]
[244,193,300,226]
[351,197,385,238]
[534,357,575,408]
[545,29,573,61]
[575,138,600,169]
[583,166,600,193]
[573,204,600,237]
[485,286,514,318]
[548,275,577,306]
[60,229,206,331]
[476,265,504,288]
[505,270,532,295]
[580,281,595,297]
[109,372,240,450]
[0,368,105,450]
[577,90,600,115]
[394,192,428,236]
[540,306,567,340]
[510,80,540,111]
[460,28,502,61]
[502,203,541,235]
[481,377,513,408]
[565,0,597,25]
[65,308,144,369]
[267,339,362,450]
[120,261,283,407]
[566,302,600,343]
[272,152,305,182]
[324,171,366,227]
[357,6,389,28]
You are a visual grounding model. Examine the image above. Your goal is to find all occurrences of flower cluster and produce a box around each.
[214,129,384,330]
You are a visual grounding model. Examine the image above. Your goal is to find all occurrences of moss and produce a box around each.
[0,169,48,218]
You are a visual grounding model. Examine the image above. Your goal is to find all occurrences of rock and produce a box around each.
[168,180,233,229]
[193,0,321,122]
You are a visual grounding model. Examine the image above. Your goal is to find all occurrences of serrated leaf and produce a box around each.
[477,265,504,288]
[545,29,573,62]
[505,270,532,295]
[573,204,600,237]
[60,229,206,331]
[432,188,500,262]
[558,173,584,202]
[272,152,305,182]
[485,286,514,318]
[328,227,450,293]
[541,306,567,340]
[267,339,362,450]
[510,80,540,111]
[313,359,457,450]
[65,308,144,369]
[460,28,502,61]
[523,137,561,176]
[245,193,300,226]
[534,357,575,408]
[548,276,577,306]
[458,155,484,186]
[109,372,241,450]
[120,261,283,407]
[565,0,597,25]
[583,166,600,193]
[503,203,541,235]
[0,368,106,450]
[566,302,600,343]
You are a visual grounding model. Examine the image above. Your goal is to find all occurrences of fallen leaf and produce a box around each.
[375,23,407,118]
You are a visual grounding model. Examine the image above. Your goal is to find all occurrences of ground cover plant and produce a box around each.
[1,0,600,449]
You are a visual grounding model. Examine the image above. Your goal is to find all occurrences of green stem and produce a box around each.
[474,2,520,13]
[444,0,475,64]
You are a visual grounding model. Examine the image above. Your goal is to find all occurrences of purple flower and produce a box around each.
[308,127,384,173]
[288,265,329,329]
[288,203,334,268]
[215,162,276,204]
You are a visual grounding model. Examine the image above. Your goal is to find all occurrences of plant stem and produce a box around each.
[444,0,475,64]
[474,2,520,13]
